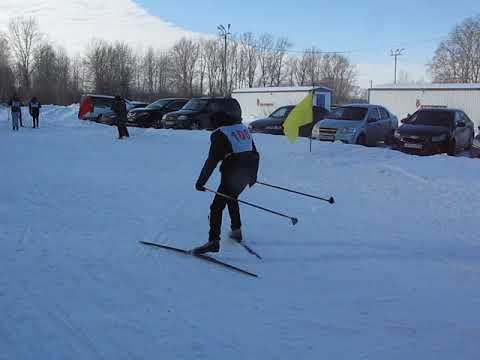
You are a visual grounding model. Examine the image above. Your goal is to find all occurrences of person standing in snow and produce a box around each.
[111,95,129,139]
[193,111,260,255]
[8,95,21,131]
[29,96,42,128]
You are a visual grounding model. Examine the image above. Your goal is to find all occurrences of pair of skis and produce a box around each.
[140,239,261,278]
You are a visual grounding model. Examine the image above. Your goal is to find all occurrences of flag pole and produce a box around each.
[309,88,314,153]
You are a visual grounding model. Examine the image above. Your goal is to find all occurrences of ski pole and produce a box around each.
[204,187,299,226]
[256,181,335,204]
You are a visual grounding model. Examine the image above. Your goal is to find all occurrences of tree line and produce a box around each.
[429,15,480,83]
[0,17,362,105]
[3,14,477,106]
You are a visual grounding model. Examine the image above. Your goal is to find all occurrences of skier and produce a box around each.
[29,96,42,128]
[111,95,130,139]
[193,111,260,255]
[8,95,21,131]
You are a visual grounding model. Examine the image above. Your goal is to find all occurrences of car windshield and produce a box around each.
[407,110,454,128]
[147,99,171,109]
[270,107,293,118]
[328,107,368,121]
[183,99,209,111]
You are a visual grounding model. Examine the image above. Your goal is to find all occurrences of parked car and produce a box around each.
[127,98,189,128]
[311,104,398,146]
[78,94,145,123]
[471,126,480,158]
[98,101,148,126]
[130,101,149,109]
[249,106,295,135]
[393,108,475,155]
[162,97,241,130]
[78,95,115,122]
[249,105,330,137]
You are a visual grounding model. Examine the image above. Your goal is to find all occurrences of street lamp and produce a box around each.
[390,48,405,85]
[218,24,231,97]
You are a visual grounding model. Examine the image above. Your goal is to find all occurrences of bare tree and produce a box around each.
[0,32,15,101]
[239,33,258,88]
[304,47,322,86]
[256,34,274,87]
[430,15,480,83]
[8,17,42,94]
[196,40,208,95]
[31,42,57,102]
[320,53,358,103]
[114,42,136,97]
[203,39,222,95]
[267,37,292,86]
[170,38,199,96]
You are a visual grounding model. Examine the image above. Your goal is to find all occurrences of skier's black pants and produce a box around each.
[209,176,248,241]
[32,114,39,128]
[117,124,130,138]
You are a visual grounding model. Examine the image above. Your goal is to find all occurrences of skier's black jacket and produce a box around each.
[196,119,259,189]
[111,97,127,125]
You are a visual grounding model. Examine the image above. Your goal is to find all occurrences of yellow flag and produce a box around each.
[283,93,314,143]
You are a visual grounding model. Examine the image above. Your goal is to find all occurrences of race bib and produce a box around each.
[220,124,253,154]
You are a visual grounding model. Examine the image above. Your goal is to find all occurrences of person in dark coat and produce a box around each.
[28,97,42,128]
[8,95,21,131]
[193,111,260,255]
[111,95,130,139]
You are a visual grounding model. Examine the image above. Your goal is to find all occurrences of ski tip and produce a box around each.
[329,197,335,204]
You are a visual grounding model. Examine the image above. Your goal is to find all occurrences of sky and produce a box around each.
[139,0,480,87]
[0,0,479,88]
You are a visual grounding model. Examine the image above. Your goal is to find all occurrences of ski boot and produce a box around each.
[192,240,220,255]
[229,229,243,243]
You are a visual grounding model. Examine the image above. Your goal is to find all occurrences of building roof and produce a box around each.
[371,83,480,91]
[232,86,332,94]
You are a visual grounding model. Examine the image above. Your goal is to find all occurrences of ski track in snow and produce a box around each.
[1,105,480,359]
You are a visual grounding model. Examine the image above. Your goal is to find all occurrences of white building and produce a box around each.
[369,83,480,127]
[232,86,332,121]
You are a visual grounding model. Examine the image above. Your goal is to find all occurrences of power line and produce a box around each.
[250,36,446,56]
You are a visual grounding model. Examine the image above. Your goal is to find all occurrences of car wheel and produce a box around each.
[385,130,395,145]
[356,134,366,146]
[447,139,456,156]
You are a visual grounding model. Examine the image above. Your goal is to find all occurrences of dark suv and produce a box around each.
[127,98,188,128]
[393,108,475,155]
[162,97,241,130]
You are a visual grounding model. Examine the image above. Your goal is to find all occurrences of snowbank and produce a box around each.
[1,106,479,359]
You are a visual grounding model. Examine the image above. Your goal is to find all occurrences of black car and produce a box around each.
[393,108,475,155]
[127,98,189,128]
[162,97,241,130]
[249,105,330,137]
[249,106,295,135]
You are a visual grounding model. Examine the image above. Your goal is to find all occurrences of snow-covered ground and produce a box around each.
[1,105,480,360]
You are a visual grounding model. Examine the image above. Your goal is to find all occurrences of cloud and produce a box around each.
[0,0,202,54]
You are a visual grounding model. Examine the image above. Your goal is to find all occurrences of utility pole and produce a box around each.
[390,48,405,84]
[217,24,231,97]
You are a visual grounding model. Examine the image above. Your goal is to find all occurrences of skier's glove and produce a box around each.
[196,182,206,192]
